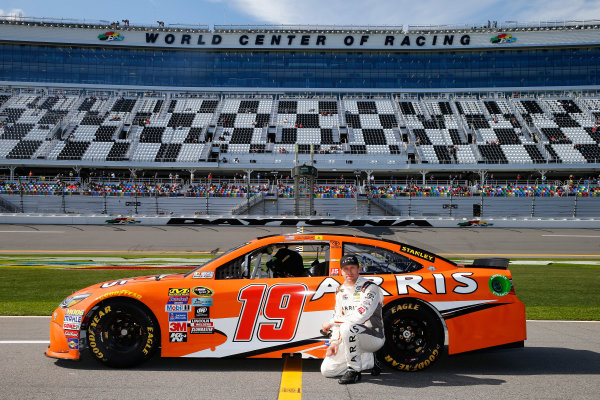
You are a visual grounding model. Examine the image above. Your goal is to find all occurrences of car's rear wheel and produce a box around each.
[87,299,159,368]
[379,300,444,372]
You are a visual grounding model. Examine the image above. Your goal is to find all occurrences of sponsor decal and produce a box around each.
[489,274,511,296]
[169,332,187,342]
[64,330,79,338]
[399,244,435,262]
[169,312,188,321]
[194,306,210,318]
[358,307,366,314]
[192,287,214,297]
[330,267,340,276]
[394,273,477,295]
[330,240,341,249]
[192,271,214,279]
[169,288,190,296]
[169,321,187,332]
[315,235,323,240]
[167,218,433,227]
[67,338,79,350]
[190,327,214,334]
[96,289,142,301]
[192,298,213,306]
[65,309,84,316]
[64,315,83,323]
[167,295,190,304]
[165,304,191,312]
[490,33,516,44]
[189,318,212,325]
[98,31,124,41]
[63,313,83,330]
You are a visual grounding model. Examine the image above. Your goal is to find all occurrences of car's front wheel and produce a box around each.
[379,300,444,372]
[87,299,159,368]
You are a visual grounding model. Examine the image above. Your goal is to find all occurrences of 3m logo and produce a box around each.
[169,288,190,295]
[169,332,187,342]
[169,322,187,332]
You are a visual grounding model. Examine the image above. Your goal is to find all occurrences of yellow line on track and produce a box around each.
[278,354,303,400]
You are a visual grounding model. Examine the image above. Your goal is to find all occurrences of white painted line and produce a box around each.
[0,340,50,344]
[0,231,64,233]
[527,320,600,323]
[0,316,50,318]
[541,235,600,238]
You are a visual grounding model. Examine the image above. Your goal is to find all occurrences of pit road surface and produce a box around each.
[0,318,598,400]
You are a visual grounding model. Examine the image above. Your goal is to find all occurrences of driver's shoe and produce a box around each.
[370,357,382,376]
[338,369,361,384]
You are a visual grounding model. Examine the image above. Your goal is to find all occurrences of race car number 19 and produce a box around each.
[234,283,308,342]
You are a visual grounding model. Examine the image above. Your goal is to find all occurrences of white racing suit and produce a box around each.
[321,276,385,377]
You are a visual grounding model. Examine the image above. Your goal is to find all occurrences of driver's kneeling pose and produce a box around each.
[321,255,385,384]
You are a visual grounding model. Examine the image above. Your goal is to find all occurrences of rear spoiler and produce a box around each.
[468,258,510,269]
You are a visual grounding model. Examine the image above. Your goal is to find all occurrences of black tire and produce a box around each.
[378,300,444,372]
[87,299,159,368]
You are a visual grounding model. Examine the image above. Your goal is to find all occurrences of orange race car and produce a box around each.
[46,233,526,371]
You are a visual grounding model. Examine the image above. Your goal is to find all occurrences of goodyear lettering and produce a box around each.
[96,289,142,302]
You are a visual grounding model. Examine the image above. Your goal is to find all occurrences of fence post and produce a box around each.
[531,194,535,217]
[573,195,578,218]
[19,178,24,213]
[62,183,66,214]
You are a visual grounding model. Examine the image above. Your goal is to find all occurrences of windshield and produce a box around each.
[184,242,249,277]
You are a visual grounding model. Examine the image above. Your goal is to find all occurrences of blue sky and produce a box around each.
[1,0,599,29]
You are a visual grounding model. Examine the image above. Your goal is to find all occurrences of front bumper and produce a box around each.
[45,307,81,361]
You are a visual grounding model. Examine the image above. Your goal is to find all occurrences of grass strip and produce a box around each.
[0,259,597,319]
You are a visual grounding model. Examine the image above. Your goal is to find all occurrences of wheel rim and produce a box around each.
[389,316,432,363]
[98,311,145,354]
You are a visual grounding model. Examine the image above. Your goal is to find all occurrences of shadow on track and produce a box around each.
[54,345,599,386]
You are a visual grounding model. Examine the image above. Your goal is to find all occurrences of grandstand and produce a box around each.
[0,16,599,218]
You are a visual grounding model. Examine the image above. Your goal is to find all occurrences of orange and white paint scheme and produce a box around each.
[46,233,526,371]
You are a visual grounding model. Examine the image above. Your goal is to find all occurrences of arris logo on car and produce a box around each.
[192,287,214,297]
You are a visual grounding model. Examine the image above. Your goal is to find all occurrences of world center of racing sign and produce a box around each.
[2,23,600,51]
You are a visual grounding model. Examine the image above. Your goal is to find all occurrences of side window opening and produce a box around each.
[215,242,331,279]
[342,243,423,274]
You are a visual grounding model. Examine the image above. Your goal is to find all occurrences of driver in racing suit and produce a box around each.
[320,255,385,384]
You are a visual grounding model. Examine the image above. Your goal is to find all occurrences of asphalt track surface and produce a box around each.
[0,318,598,400]
[0,225,599,399]
[0,225,600,257]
